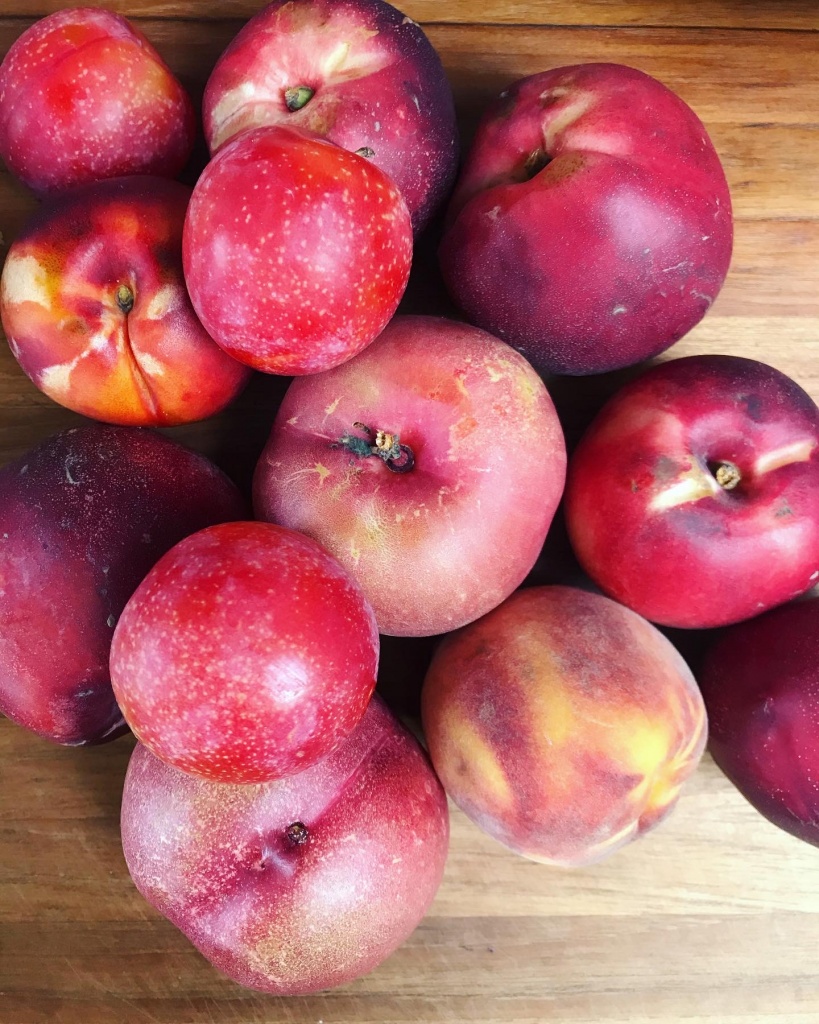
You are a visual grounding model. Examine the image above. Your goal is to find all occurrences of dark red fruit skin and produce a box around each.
[699,598,819,846]
[0,425,245,746]
[439,63,733,376]
[565,355,819,629]
[203,0,458,235]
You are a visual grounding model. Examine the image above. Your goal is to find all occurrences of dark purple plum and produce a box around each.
[439,63,733,375]
[699,598,819,846]
[0,425,244,746]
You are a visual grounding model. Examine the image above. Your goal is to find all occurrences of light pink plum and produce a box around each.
[253,314,567,636]
[0,8,195,196]
[121,695,449,995]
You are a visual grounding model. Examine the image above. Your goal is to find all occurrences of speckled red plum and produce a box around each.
[183,125,412,376]
[0,8,194,196]
[439,63,733,375]
[110,521,379,783]
[203,0,458,235]
[0,177,250,426]
[121,695,449,995]
[0,425,244,746]
[565,355,819,629]
[422,586,707,867]
[253,315,566,636]
[699,598,819,847]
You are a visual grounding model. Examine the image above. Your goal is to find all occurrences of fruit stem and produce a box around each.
[284,86,315,112]
[713,460,741,490]
[116,284,134,315]
[286,822,309,846]
[335,422,415,474]
[524,148,552,180]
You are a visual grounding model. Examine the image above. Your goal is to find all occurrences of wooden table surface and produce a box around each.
[1,2,818,1022]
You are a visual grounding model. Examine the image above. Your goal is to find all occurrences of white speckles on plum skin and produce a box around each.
[201,0,458,234]
[121,696,449,996]
[0,8,195,195]
[183,126,412,376]
[0,425,244,746]
[110,521,379,784]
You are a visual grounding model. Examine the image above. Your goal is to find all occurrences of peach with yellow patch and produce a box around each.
[421,585,707,867]
[0,176,250,426]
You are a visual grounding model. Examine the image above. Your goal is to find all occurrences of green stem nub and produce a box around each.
[284,85,315,112]
[116,284,134,315]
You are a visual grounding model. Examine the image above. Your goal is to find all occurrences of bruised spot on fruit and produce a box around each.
[444,713,513,810]
[654,455,681,484]
[741,393,765,422]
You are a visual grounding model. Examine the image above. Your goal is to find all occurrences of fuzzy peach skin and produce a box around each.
[203,0,458,235]
[121,695,449,996]
[253,315,567,636]
[0,176,251,426]
[0,8,194,195]
[421,586,707,867]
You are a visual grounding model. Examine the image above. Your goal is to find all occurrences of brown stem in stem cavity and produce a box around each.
[713,460,741,490]
[335,422,415,474]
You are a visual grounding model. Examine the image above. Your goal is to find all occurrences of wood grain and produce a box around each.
[1,3,819,1022]
[1,0,818,30]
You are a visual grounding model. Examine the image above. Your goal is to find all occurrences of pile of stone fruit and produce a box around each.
[1,0,817,998]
